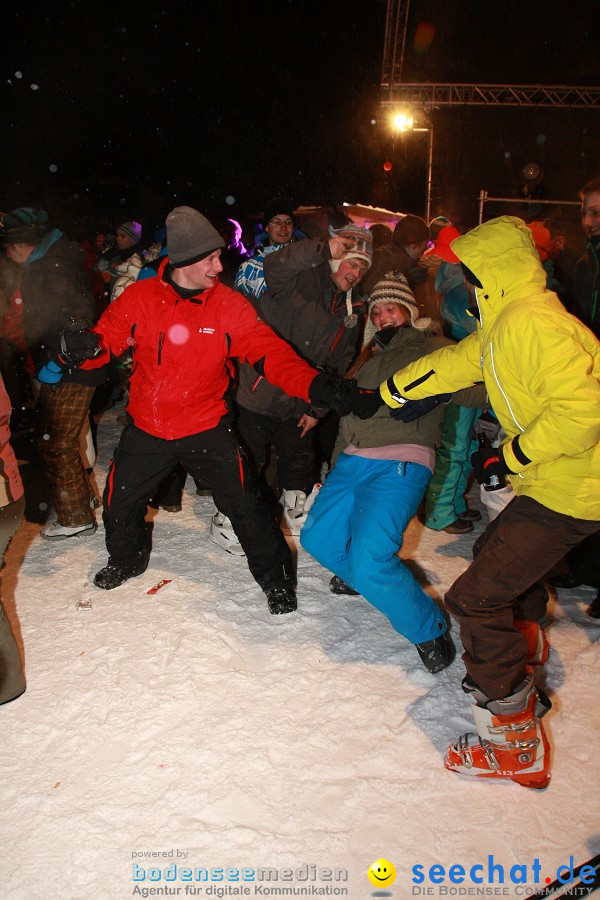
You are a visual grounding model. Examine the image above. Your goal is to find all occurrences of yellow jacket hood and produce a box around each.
[451,216,547,321]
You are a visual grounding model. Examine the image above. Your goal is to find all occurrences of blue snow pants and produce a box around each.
[301,453,447,644]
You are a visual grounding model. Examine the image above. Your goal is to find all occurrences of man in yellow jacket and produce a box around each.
[352,216,600,789]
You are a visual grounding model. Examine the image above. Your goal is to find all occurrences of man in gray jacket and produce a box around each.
[210,223,372,552]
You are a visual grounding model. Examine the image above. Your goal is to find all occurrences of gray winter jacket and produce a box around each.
[236,238,365,419]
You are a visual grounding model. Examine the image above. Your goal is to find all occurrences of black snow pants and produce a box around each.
[102,421,293,589]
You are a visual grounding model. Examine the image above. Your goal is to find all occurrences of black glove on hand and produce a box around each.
[56,320,101,366]
[351,386,385,419]
[471,445,512,485]
[308,373,357,416]
[390,393,451,423]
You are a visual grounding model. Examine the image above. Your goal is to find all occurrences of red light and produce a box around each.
[383,160,393,172]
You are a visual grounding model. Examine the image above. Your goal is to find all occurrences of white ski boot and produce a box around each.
[281,484,321,536]
[210,510,245,557]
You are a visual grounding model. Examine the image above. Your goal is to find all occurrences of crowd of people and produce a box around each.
[0,179,599,792]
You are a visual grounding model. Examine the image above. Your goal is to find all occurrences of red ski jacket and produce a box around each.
[83,265,317,440]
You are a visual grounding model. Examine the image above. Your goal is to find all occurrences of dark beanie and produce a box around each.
[393,214,430,247]
[262,197,295,229]
[0,207,48,244]
[166,206,225,268]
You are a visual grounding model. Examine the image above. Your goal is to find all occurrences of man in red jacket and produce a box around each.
[73,207,350,615]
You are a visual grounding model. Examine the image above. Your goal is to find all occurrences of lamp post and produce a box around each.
[390,110,433,221]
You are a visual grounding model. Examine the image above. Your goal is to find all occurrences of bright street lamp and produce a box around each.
[392,111,414,131]
[390,109,434,221]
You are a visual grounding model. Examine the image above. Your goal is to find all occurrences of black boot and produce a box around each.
[329,575,360,596]
[415,631,455,673]
[94,552,149,590]
[264,583,297,615]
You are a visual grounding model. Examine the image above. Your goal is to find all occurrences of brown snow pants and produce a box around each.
[445,495,600,699]
[37,381,96,526]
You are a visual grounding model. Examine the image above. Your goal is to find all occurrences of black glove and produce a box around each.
[351,386,385,419]
[471,445,512,485]
[390,393,451,423]
[308,373,357,416]
[55,320,101,366]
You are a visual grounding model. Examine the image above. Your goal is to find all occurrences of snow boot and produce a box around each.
[264,583,297,615]
[513,619,549,667]
[40,520,97,541]
[329,575,360,596]
[93,552,149,590]
[280,485,321,536]
[445,670,552,789]
[280,489,307,536]
[415,629,455,673]
[210,510,245,557]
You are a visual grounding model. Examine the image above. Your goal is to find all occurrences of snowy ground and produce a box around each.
[2,403,599,900]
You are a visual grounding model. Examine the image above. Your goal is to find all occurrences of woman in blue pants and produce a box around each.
[302,273,484,673]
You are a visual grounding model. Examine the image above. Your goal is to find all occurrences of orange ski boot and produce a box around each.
[445,671,551,789]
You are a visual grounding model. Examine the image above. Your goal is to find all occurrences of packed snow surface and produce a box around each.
[2,405,599,899]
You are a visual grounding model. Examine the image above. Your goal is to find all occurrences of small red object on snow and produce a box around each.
[146,579,172,595]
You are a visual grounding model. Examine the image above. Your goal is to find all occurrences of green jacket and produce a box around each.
[381,216,600,520]
[335,326,484,459]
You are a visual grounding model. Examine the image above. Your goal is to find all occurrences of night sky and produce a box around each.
[2,0,599,236]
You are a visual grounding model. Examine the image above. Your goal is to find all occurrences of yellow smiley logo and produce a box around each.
[368,858,396,888]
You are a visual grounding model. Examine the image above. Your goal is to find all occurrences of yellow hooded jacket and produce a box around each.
[380,216,600,520]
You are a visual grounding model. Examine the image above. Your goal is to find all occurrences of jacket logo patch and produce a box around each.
[199,327,215,334]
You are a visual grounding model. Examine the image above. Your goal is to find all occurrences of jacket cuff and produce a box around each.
[380,375,407,409]
[501,436,528,474]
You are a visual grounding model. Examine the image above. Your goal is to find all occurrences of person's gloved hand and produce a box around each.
[308,373,356,416]
[390,393,451,423]
[471,445,513,485]
[37,360,64,385]
[309,374,385,419]
[55,320,101,366]
[351,387,385,419]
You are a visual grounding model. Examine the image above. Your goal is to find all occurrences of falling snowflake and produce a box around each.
[225,195,236,206]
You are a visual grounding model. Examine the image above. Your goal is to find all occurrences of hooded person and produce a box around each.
[300,272,482,673]
[0,206,106,540]
[63,205,348,616]
[348,215,600,788]
[224,221,373,543]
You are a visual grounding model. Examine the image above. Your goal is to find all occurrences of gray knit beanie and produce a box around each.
[166,206,225,268]
[363,272,431,345]
[117,221,142,244]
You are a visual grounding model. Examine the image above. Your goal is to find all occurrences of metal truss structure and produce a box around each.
[380,82,600,110]
[380,0,600,110]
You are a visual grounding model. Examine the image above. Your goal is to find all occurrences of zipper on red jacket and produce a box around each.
[158,331,164,365]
